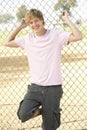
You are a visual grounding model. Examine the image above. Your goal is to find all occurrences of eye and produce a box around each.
[30,21,33,24]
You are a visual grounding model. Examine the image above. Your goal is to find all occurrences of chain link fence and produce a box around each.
[0,0,87,129]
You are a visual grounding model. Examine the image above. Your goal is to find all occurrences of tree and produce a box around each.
[0,13,14,24]
[54,0,77,15]
[16,5,28,21]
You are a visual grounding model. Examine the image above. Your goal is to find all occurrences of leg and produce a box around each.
[17,99,41,122]
[42,85,63,130]
[17,84,42,122]
[31,107,42,118]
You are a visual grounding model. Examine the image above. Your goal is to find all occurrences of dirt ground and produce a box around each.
[0,43,87,130]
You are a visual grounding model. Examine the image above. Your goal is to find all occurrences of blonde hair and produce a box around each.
[25,9,45,25]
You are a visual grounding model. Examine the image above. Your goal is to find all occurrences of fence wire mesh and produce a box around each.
[0,0,87,130]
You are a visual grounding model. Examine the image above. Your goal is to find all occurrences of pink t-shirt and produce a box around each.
[15,29,70,86]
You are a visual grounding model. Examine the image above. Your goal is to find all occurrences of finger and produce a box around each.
[62,11,65,16]
[62,10,68,16]
[22,18,25,22]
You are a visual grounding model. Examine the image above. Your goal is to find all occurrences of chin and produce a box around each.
[34,30,41,33]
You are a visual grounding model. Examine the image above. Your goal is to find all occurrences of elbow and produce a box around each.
[77,30,83,40]
[78,33,83,40]
[75,32,83,41]
[69,32,83,43]
[3,42,8,47]
[3,42,7,46]
[3,42,12,47]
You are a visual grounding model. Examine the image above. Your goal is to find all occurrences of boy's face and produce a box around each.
[29,17,44,34]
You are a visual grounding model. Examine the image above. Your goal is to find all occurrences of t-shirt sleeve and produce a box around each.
[14,36,25,49]
[56,29,71,48]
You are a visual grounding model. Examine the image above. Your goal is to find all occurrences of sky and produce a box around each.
[0,0,56,15]
[71,0,87,19]
[0,0,87,27]
[0,0,87,19]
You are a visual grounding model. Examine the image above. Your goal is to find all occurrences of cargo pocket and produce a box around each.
[17,100,24,119]
[53,109,61,129]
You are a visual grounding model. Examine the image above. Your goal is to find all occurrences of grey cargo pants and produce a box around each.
[17,84,63,130]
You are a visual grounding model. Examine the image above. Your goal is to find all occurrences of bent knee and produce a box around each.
[17,108,39,122]
[17,110,33,122]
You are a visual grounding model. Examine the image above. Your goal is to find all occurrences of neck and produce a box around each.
[35,28,47,36]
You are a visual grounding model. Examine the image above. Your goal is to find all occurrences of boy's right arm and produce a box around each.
[3,19,27,48]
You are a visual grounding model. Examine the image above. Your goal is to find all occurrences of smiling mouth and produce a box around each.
[33,28,40,31]
[34,27,39,30]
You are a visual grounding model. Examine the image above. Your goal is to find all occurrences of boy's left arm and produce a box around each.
[62,10,83,43]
